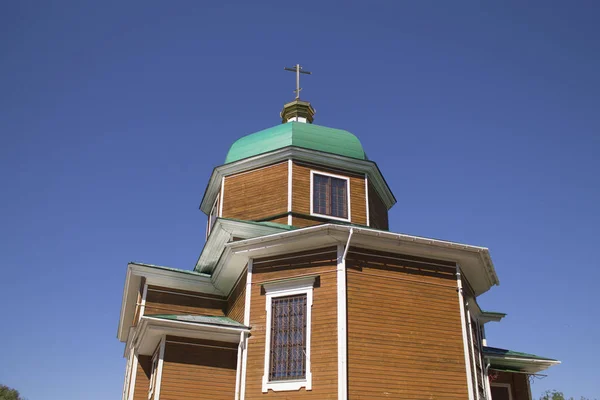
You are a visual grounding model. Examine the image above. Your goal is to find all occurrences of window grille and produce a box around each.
[313,173,348,219]
[269,294,307,381]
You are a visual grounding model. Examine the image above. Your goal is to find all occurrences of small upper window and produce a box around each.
[311,172,350,221]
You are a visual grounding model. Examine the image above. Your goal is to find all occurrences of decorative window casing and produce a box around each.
[310,171,351,222]
[262,276,315,393]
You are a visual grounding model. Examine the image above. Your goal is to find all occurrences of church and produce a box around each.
[116,65,559,400]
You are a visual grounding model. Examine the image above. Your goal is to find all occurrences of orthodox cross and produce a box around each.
[284,64,312,99]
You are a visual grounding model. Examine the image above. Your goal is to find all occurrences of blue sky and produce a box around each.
[1,1,598,399]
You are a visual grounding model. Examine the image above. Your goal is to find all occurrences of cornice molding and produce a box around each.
[199,146,396,214]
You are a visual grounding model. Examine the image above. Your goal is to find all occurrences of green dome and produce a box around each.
[225,122,367,164]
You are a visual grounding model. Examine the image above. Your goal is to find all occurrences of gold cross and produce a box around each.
[284,64,312,99]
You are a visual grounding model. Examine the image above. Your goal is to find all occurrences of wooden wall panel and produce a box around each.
[368,182,389,230]
[144,286,226,317]
[292,162,367,227]
[291,161,311,216]
[226,273,246,324]
[292,216,322,228]
[267,216,290,225]
[132,355,151,400]
[346,248,468,399]
[160,337,237,400]
[222,162,288,221]
[244,247,338,399]
[492,371,531,400]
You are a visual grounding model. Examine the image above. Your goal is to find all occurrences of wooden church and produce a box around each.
[116,66,559,400]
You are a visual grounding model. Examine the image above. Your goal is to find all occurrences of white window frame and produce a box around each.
[491,383,513,400]
[262,276,315,393]
[309,170,351,222]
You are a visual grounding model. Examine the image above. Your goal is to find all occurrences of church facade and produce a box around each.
[116,89,558,400]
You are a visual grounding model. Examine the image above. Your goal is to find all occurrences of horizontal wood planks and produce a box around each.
[222,161,288,221]
[492,371,530,400]
[160,337,237,400]
[346,248,468,399]
[144,285,226,317]
[368,182,389,230]
[226,273,246,324]
[292,162,367,227]
[132,355,151,400]
[244,248,339,399]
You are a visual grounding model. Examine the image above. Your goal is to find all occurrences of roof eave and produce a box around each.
[116,263,223,342]
[199,146,396,215]
[223,223,499,296]
[486,355,561,374]
[194,218,293,272]
[131,316,249,356]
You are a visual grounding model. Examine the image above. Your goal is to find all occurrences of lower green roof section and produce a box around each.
[147,314,248,328]
[483,346,558,361]
[130,262,211,277]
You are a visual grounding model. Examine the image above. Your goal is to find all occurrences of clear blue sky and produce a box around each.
[1,1,598,399]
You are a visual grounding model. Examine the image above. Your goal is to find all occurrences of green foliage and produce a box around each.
[539,390,596,400]
[0,385,24,400]
[540,390,567,400]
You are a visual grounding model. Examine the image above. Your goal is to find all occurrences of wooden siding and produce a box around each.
[346,248,469,399]
[244,247,338,399]
[222,162,288,221]
[144,285,226,317]
[160,336,237,400]
[266,216,290,225]
[292,215,326,228]
[292,161,367,227]
[132,355,151,400]
[492,371,530,400]
[226,272,247,324]
[368,182,389,230]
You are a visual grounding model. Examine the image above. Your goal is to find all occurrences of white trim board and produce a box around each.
[127,351,138,400]
[239,259,253,400]
[336,243,348,399]
[457,266,475,400]
[287,159,293,226]
[154,336,166,400]
[364,174,370,227]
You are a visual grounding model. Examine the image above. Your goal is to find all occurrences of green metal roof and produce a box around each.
[130,262,211,277]
[224,218,297,230]
[225,122,367,163]
[483,346,558,361]
[147,314,248,328]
